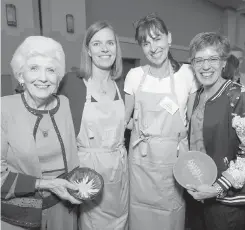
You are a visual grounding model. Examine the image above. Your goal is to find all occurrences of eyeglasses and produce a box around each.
[191,56,222,68]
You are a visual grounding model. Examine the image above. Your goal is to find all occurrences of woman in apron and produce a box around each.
[58,21,128,230]
[124,14,198,230]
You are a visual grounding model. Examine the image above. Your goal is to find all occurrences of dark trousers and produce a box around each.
[185,193,245,230]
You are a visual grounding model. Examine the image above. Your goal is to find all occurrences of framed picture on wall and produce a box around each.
[66,14,74,34]
[6,4,17,27]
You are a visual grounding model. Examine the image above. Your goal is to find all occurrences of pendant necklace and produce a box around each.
[100,79,110,95]
[92,75,111,95]
[39,128,49,138]
[38,111,51,138]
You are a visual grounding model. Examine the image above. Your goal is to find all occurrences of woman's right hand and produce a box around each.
[37,178,82,204]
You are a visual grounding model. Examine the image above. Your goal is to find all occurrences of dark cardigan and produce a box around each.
[58,72,125,136]
[189,80,245,205]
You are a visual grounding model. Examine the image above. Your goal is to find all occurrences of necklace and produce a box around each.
[39,127,50,137]
[98,79,110,95]
[91,75,112,96]
[38,111,52,138]
[100,79,111,95]
[21,93,60,140]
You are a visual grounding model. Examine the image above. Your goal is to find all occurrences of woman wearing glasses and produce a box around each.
[186,32,245,230]
[124,14,198,230]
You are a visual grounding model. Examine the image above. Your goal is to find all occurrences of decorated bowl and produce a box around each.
[67,167,104,201]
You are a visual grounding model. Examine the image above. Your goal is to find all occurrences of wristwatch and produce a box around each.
[213,182,226,198]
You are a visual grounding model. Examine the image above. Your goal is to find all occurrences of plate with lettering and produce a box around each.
[173,151,217,189]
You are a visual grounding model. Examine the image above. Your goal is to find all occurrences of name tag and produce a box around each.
[159,97,179,115]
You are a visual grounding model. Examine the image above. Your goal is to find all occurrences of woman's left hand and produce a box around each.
[186,184,218,201]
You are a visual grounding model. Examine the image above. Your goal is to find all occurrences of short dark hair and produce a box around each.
[189,32,230,61]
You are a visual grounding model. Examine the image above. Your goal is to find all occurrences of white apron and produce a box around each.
[128,66,188,230]
[77,79,128,230]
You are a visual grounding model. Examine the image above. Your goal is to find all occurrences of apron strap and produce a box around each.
[83,78,92,103]
[169,65,178,101]
[114,81,122,100]
[134,66,150,111]
[138,66,150,92]
[84,79,122,102]
[138,63,177,100]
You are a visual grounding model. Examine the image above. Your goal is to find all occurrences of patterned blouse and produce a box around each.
[190,100,206,153]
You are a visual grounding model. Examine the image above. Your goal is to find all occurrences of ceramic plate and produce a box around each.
[173,151,217,189]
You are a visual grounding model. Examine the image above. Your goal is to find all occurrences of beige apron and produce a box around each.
[129,66,188,230]
[77,79,128,230]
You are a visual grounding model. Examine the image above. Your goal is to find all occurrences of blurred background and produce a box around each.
[1,0,245,96]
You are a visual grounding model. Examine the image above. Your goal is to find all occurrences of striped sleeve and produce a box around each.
[216,176,232,191]
[1,107,36,200]
[216,87,245,192]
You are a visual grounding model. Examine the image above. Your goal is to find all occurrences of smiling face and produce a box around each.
[88,27,117,71]
[192,46,226,88]
[19,55,60,102]
[141,29,171,66]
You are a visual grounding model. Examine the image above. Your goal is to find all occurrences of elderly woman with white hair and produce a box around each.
[1,36,81,230]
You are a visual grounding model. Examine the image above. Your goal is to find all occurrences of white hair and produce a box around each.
[10,36,65,80]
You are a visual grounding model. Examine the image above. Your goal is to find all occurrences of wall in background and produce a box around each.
[42,0,86,71]
[119,37,190,65]
[222,9,245,72]
[1,0,86,79]
[1,0,39,94]
[1,0,86,95]
[86,0,244,64]
[236,14,245,50]
[236,13,245,72]
[86,0,224,63]
[1,0,37,75]
[86,0,223,47]
[1,0,244,95]
[222,9,245,48]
